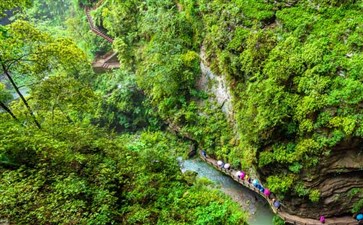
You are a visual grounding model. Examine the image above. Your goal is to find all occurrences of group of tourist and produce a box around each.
[218,159,281,210]
[200,150,363,224]
[201,150,281,210]
[319,212,363,224]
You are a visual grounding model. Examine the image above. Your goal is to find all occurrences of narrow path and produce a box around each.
[200,154,358,225]
[84,2,120,70]
[85,7,113,43]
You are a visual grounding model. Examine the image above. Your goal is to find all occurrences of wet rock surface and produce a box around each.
[196,48,363,220]
[284,144,363,218]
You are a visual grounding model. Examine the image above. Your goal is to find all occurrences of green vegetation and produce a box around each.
[0,1,248,224]
[2,0,363,222]
[349,188,363,213]
[309,189,321,203]
[171,0,363,202]
[0,0,31,15]
[90,0,363,209]
[272,215,285,225]
[92,0,363,202]
[0,120,248,224]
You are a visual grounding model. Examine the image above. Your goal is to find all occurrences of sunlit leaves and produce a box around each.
[31,74,99,125]
[0,83,12,102]
[198,0,363,199]
[0,20,89,80]
[309,189,320,202]
[267,174,295,197]
[0,0,31,16]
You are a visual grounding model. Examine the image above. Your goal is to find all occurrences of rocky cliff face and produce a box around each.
[197,46,234,121]
[198,53,363,219]
[285,142,363,218]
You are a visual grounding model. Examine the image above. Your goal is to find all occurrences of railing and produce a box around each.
[85,7,113,43]
[85,2,120,71]
[199,153,358,225]
[92,0,106,10]
[200,155,277,213]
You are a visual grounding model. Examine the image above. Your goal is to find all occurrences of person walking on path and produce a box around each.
[201,150,207,158]
[217,160,224,168]
[319,215,325,224]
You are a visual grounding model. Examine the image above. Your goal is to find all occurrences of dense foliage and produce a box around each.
[194,0,363,203]
[95,0,241,164]
[0,0,249,224]
[0,0,31,15]
[2,0,363,222]
[0,118,247,224]
[93,0,363,207]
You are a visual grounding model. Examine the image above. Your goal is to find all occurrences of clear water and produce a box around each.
[179,157,274,225]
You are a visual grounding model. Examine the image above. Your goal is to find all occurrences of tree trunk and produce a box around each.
[0,100,18,121]
[1,63,41,129]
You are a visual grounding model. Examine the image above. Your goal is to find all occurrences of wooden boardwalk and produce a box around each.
[85,7,113,43]
[200,154,358,225]
[84,2,120,71]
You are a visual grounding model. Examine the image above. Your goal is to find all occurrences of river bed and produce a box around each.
[179,157,274,225]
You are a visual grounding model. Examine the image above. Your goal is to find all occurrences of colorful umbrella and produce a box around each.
[236,171,242,177]
[357,213,363,221]
[319,216,325,223]
[264,188,271,196]
[273,201,280,208]
[240,172,245,179]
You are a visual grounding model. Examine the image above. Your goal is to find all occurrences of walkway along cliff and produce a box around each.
[199,152,358,225]
[84,3,120,71]
[84,1,362,223]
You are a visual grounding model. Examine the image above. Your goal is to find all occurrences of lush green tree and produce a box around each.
[0,3,250,224]
[26,0,72,26]
[30,74,99,127]
[0,0,31,15]
[94,69,162,131]
[187,0,363,206]
[0,83,17,120]
[0,20,91,128]
[98,0,201,119]
[0,117,248,224]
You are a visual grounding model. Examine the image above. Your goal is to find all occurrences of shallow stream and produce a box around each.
[179,157,274,225]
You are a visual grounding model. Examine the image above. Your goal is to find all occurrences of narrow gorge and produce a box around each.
[1,0,363,224]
